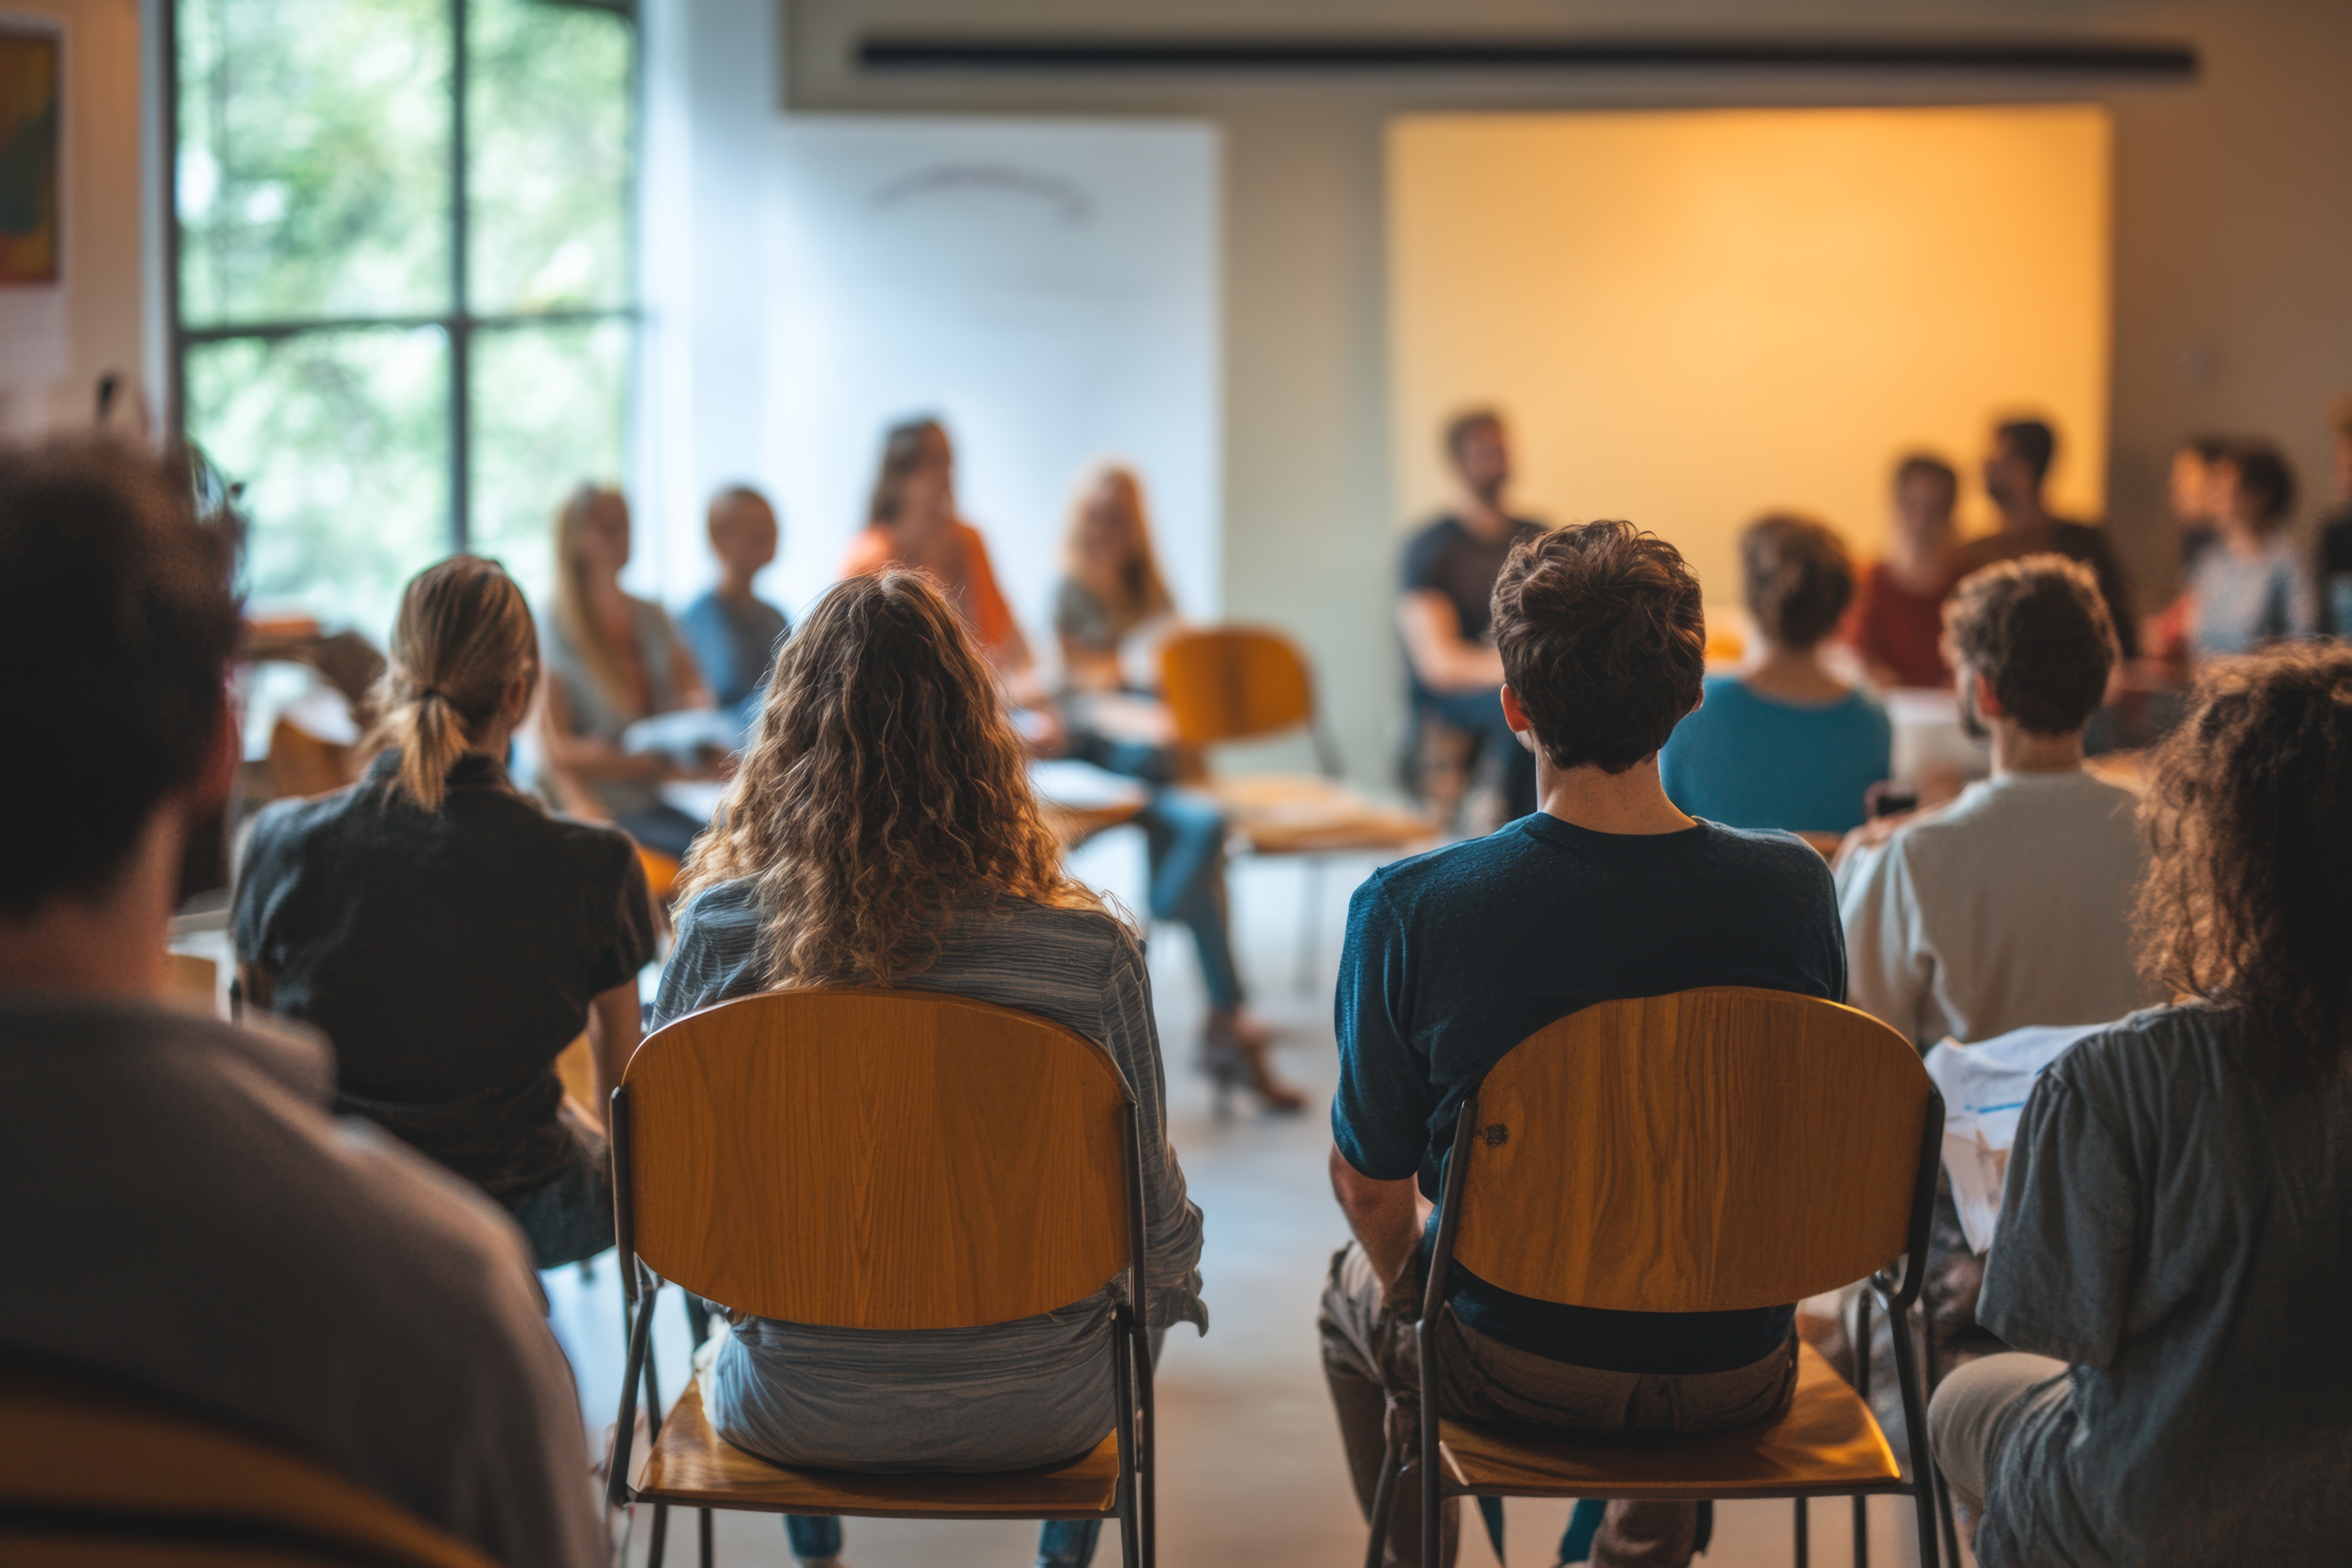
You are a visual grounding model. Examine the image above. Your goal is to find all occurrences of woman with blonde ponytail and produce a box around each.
[234,556,658,1267]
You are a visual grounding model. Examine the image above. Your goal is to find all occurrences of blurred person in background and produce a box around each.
[238,556,654,1270]
[679,485,791,742]
[2185,441,2314,659]
[1055,463,1303,1115]
[1844,453,1961,690]
[1661,513,1892,838]
[2313,401,2352,636]
[540,483,719,857]
[1955,417,2138,658]
[1396,409,1547,824]
[842,417,1067,759]
[2144,435,2231,670]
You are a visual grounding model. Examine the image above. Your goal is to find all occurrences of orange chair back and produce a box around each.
[1452,987,1932,1313]
[0,1359,493,1567]
[620,988,1135,1330]
[1159,628,1316,746]
[266,717,354,801]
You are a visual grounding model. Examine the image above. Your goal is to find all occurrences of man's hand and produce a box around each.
[1329,1144,1429,1304]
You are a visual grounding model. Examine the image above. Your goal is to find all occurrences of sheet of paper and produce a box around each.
[1925,1022,2107,1252]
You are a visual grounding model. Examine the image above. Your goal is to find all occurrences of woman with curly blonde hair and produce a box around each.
[654,568,1205,1568]
[1927,642,2352,1564]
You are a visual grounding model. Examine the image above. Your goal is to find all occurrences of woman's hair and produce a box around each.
[2219,441,2296,535]
[677,568,1103,987]
[1063,465,1174,635]
[2137,642,2352,1090]
[867,417,946,526]
[550,482,638,717]
[1740,513,1855,650]
[364,555,538,812]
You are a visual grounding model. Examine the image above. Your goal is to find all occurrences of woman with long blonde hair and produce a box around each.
[1054,463,1303,1114]
[234,555,656,1267]
[654,567,1204,1568]
[541,482,719,856]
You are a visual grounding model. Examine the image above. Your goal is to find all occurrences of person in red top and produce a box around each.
[840,418,1065,756]
[1844,453,1960,689]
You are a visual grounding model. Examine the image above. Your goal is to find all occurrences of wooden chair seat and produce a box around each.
[637,1379,1122,1520]
[1437,1342,1900,1502]
[1204,774,1435,855]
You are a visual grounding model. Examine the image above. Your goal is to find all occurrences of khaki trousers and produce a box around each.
[1319,1242,1797,1568]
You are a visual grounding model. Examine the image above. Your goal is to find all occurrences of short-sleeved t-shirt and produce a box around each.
[677,589,788,710]
[235,750,657,1194]
[1334,814,1847,1372]
[1977,1005,2352,1566]
[1951,519,2138,658]
[842,521,1017,659]
[1842,560,1954,688]
[1658,675,1894,834]
[1400,514,1546,651]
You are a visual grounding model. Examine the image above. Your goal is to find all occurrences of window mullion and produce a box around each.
[449,0,471,554]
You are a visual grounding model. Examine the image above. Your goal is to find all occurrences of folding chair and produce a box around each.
[0,1355,492,1567]
[1366,986,1945,1568]
[1158,627,1435,989]
[606,987,1156,1568]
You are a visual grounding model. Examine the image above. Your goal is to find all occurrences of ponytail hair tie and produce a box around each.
[418,687,450,704]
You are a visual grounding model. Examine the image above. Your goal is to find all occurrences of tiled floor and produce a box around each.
[549,834,1946,1568]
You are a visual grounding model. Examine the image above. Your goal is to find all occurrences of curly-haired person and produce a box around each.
[1930,642,2352,1564]
[1323,521,1846,1568]
[650,568,1204,1568]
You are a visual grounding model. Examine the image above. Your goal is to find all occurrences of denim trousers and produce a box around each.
[1069,730,1245,1011]
[500,1122,613,1270]
[1417,687,1538,822]
[783,1330,1167,1567]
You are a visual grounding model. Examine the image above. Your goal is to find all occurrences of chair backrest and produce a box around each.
[1159,627,1316,746]
[0,1358,493,1568]
[1449,987,1934,1313]
[619,987,1136,1330]
[266,717,354,801]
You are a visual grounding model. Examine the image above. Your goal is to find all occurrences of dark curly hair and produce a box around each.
[1491,520,1705,774]
[1740,513,1855,650]
[2137,644,2352,1090]
[1943,554,2117,736]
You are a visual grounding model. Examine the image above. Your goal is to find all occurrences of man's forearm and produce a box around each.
[1329,1145,1426,1296]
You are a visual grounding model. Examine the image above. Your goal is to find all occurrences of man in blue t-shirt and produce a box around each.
[1323,520,1847,1568]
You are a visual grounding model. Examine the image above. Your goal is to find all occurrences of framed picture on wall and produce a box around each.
[0,20,60,286]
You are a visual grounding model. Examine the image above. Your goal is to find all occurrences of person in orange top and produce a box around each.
[841,418,1064,755]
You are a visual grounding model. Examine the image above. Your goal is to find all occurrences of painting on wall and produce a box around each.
[0,24,60,286]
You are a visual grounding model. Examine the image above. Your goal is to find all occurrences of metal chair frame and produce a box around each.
[1367,1041,1947,1568]
[602,1033,1158,1568]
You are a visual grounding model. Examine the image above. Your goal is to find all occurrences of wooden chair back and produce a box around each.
[266,717,355,801]
[1449,987,1934,1313]
[1159,627,1316,746]
[0,1358,493,1567]
[619,988,1136,1330]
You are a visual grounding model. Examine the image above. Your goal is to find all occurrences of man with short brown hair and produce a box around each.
[1326,521,1848,1568]
[1838,554,2160,1047]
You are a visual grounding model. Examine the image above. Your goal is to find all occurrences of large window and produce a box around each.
[173,0,636,639]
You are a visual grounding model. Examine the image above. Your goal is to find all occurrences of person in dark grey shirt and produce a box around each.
[1930,644,2352,1566]
[0,439,605,1568]
[238,557,655,1267]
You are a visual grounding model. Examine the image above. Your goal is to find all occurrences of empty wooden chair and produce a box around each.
[0,1357,492,1567]
[1367,986,1945,1568]
[1158,627,1435,985]
[606,988,1156,1567]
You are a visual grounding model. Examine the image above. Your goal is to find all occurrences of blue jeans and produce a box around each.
[784,1329,1166,1567]
[1070,732,1245,1011]
[1417,686,1537,822]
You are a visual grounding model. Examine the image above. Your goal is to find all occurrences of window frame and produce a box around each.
[163,0,642,556]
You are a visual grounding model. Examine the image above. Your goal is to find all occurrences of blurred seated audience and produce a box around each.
[1055,463,1302,1114]
[654,569,1204,1568]
[541,482,718,858]
[1838,556,2160,1047]
[237,556,655,1268]
[1931,644,2352,1563]
[678,484,790,738]
[1396,409,1546,823]
[1328,522,1844,1568]
[2315,400,2352,635]
[1844,453,1961,690]
[841,416,1065,756]
[0,439,603,1568]
[1660,513,1892,835]
[1954,418,2137,658]
[2185,441,2314,658]
[2143,434,2229,666]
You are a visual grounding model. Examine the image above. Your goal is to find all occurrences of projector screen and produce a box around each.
[1387,106,2112,620]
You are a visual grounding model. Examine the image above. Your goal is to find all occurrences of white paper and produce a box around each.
[1925,1022,2107,1252]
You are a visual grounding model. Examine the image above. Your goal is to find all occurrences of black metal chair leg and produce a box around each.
[1362,1436,1399,1568]
[647,1501,670,1568]
[1853,1494,1869,1567]
[1793,1496,1808,1568]
[697,1506,713,1568]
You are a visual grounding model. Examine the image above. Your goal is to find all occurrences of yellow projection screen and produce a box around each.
[1388,107,2111,614]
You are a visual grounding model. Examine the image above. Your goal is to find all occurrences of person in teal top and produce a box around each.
[1661,513,1894,834]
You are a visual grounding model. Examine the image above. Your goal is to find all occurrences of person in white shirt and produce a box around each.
[1837,554,2160,1048]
